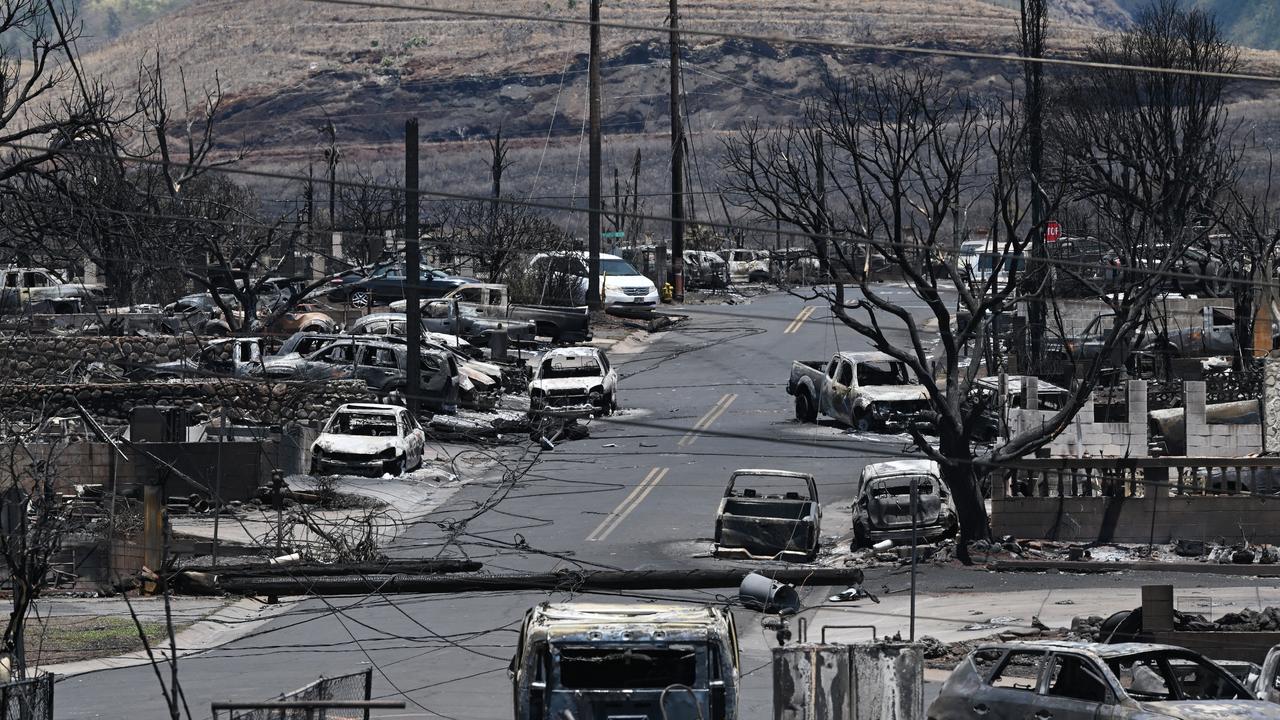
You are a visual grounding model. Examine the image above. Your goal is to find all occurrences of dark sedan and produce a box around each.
[327,265,475,307]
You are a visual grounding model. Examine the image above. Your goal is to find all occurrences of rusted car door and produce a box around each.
[821,357,854,423]
[1037,652,1115,720]
[978,649,1051,720]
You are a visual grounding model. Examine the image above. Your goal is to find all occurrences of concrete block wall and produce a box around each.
[1184,380,1264,457]
[993,493,1280,545]
[1009,379,1148,458]
[1030,297,1224,337]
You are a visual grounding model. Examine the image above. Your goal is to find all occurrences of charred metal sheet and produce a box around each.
[773,642,923,720]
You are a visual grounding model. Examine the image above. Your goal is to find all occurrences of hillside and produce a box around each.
[74,0,1280,231]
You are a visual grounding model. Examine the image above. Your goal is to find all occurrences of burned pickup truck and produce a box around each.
[788,351,931,431]
[853,459,957,547]
[713,469,821,561]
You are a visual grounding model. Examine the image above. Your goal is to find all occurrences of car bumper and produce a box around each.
[603,289,659,306]
[865,524,955,543]
[312,457,400,476]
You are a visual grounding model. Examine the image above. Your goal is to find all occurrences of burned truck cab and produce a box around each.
[511,602,740,720]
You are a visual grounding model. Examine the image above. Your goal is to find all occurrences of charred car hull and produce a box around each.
[713,470,821,562]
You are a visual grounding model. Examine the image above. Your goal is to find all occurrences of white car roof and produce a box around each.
[861,458,940,479]
[333,403,402,415]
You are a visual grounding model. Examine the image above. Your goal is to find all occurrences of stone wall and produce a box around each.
[0,335,207,383]
[0,379,375,427]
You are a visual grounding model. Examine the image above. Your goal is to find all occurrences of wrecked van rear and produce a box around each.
[511,602,740,720]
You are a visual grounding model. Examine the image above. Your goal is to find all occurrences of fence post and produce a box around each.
[363,669,373,720]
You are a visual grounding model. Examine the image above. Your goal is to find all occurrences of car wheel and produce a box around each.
[387,458,405,476]
[350,290,370,308]
[600,393,615,417]
[794,392,817,423]
[854,414,873,432]
[853,521,868,549]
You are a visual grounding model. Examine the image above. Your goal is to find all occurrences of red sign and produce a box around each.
[1045,220,1062,243]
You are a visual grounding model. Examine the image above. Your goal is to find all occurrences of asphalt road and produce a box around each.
[57,287,1250,719]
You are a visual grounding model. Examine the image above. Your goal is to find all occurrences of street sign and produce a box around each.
[1045,220,1061,243]
[601,231,626,238]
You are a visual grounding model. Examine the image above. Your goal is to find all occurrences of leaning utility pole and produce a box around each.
[669,0,685,301]
[587,0,603,310]
[404,119,422,414]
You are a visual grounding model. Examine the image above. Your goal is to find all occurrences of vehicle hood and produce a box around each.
[459,361,501,386]
[312,434,404,456]
[531,377,601,393]
[602,275,654,291]
[1141,700,1280,719]
[861,385,930,402]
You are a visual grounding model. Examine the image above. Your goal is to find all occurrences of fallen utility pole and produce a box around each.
[183,559,481,578]
[216,567,865,597]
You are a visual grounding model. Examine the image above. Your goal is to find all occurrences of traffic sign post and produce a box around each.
[1045,220,1061,243]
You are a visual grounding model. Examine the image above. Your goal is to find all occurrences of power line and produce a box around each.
[303,0,1280,85]
[13,141,1280,294]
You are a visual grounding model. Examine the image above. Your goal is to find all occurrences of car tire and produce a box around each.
[351,290,370,308]
[387,459,405,476]
[853,521,868,548]
[600,393,615,417]
[853,410,873,432]
[794,392,817,423]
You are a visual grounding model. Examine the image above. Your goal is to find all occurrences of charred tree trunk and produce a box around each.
[941,431,987,565]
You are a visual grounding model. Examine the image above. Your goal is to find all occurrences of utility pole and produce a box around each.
[405,119,422,415]
[587,0,603,310]
[1021,0,1047,372]
[323,120,339,226]
[669,0,685,301]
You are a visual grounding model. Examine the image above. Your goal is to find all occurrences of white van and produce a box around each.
[528,251,659,307]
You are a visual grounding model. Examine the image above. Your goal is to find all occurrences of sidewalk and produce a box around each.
[803,584,1277,645]
[39,596,298,678]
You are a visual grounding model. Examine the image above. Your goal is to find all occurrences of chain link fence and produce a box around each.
[213,669,373,720]
[0,674,54,720]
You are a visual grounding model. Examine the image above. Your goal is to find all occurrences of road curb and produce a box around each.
[44,596,299,679]
[989,559,1280,576]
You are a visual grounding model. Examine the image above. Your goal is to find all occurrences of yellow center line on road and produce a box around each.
[678,393,738,447]
[783,305,816,334]
[586,467,669,542]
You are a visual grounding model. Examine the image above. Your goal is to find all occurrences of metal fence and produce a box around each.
[213,669,373,720]
[0,674,54,720]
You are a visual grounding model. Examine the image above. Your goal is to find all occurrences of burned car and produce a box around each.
[528,347,618,418]
[713,469,820,561]
[928,641,1277,720]
[310,403,428,476]
[511,602,740,720]
[853,459,956,548]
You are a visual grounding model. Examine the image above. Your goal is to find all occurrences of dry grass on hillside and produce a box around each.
[81,0,1109,103]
